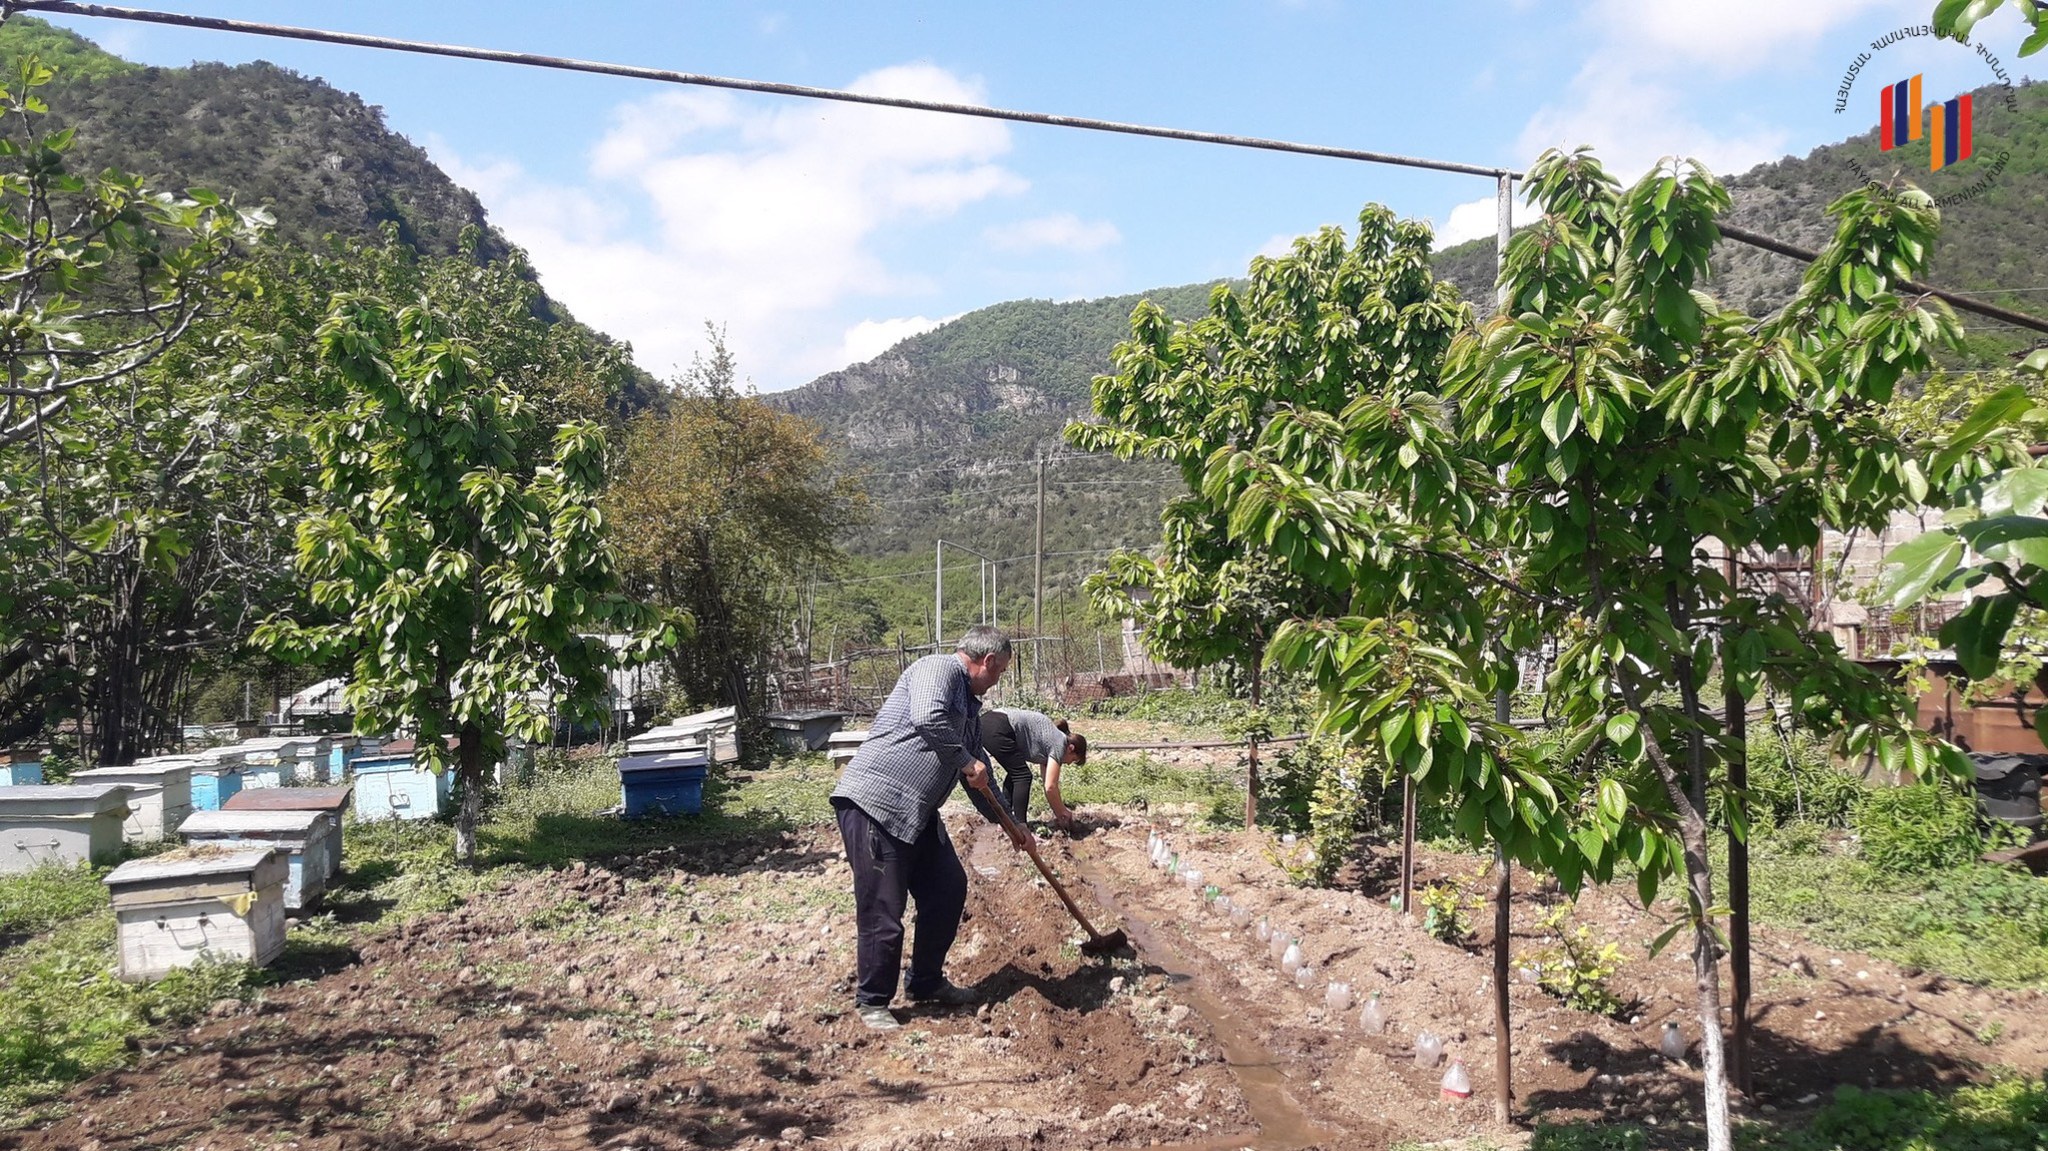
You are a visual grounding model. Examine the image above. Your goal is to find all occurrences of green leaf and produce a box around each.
[1876,530,1964,607]
[1597,778,1628,826]
[1933,384,2034,475]
[1646,920,1686,959]
[1943,593,2021,680]
[1540,392,1580,445]
[1604,713,1638,745]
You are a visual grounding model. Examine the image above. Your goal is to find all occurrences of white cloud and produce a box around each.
[1514,0,1915,179]
[982,213,1121,253]
[1434,194,1537,250]
[1252,233,1299,260]
[432,63,1026,386]
[837,314,953,365]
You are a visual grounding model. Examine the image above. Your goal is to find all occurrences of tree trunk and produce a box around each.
[1678,806,1732,1150]
[1661,576,1733,1151]
[454,725,487,866]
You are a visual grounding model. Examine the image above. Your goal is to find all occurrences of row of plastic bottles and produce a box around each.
[1146,830,1472,1102]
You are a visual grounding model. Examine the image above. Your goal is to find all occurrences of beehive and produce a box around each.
[326,736,357,781]
[618,750,709,817]
[69,762,194,843]
[283,736,332,786]
[351,754,452,821]
[1,749,43,787]
[178,808,335,910]
[223,786,352,880]
[190,747,247,811]
[632,706,740,764]
[826,729,872,772]
[103,848,287,981]
[0,784,133,874]
[234,738,292,789]
[765,709,848,753]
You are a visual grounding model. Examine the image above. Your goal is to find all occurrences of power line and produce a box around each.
[20,2,2045,337]
[8,1,1514,180]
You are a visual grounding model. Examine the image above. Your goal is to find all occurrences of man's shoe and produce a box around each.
[904,980,978,1006]
[856,1005,900,1031]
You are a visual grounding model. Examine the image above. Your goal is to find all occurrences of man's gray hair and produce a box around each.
[956,624,1012,658]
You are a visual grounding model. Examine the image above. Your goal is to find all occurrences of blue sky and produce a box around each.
[39,1,2043,389]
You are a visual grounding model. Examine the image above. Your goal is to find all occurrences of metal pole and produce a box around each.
[1492,171,1516,1128]
[934,539,944,649]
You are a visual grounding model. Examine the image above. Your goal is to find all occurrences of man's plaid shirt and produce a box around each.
[830,654,989,842]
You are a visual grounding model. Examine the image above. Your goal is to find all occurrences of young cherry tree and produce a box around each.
[256,295,678,863]
[1208,152,1968,1149]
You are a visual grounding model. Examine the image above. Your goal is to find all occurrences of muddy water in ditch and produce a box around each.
[1063,851,1349,1151]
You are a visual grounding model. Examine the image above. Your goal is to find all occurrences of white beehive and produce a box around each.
[826,729,872,772]
[104,848,287,981]
[0,784,132,874]
[178,808,336,910]
[68,762,194,843]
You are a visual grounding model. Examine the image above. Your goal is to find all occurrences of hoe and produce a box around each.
[972,777,1129,956]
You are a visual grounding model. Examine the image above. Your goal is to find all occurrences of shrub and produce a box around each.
[1526,903,1629,1017]
[1260,737,1382,886]
[1418,880,1480,943]
[1855,783,1986,873]
[1743,725,1867,828]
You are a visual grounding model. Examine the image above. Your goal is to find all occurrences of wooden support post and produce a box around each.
[1494,848,1512,1124]
[1399,775,1417,917]
[1725,547,1753,1096]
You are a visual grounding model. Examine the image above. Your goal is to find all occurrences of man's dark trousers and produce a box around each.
[834,797,968,1006]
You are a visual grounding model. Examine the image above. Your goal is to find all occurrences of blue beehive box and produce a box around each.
[188,749,246,811]
[1,751,43,786]
[619,751,709,818]
[327,737,355,782]
[352,754,452,821]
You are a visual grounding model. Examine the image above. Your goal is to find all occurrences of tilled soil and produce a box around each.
[8,807,2047,1151]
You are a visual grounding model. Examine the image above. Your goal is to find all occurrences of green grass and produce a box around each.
[0,864,107,937]
[1056,750,1244,820]
[1745,823,2048,988]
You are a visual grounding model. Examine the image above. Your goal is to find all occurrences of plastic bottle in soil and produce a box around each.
[1212,893,1232,918]
[1255,917,1272,942]
[1269,930,1291,962]
[1659,1021,1687,1062]
[1294,964,1316,989]
[1358,994,1385,1035]
[1414,1030,1444,1068]
[1325,981,1352,1013]
[1440,1058,1471,1101]
[1281,941,1304,974]
[1230,904,1252,928]
[1184,868,1204,892]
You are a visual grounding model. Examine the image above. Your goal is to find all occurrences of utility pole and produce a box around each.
[934,538,944,648]
[1034,453,1046,637]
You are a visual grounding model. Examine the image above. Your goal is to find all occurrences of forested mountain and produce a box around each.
[790,79,2048,591]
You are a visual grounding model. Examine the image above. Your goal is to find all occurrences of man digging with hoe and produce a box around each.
[831,624,1127,1033]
